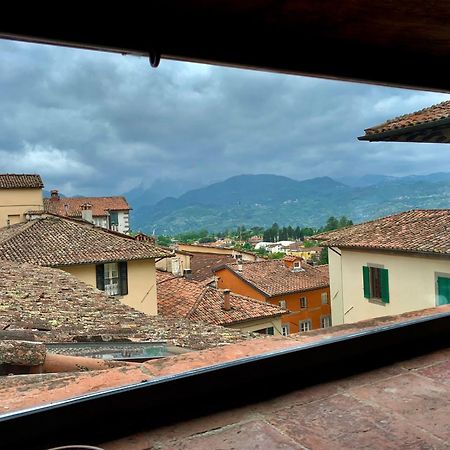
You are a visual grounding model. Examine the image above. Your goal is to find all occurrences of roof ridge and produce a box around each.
[186,285,209,319]
[0,219,36,246]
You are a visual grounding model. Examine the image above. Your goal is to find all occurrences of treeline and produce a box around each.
[157,216,353,246]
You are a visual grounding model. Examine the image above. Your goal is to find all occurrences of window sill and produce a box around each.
[368,298,387,306]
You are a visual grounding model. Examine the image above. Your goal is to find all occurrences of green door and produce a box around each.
[437,277,450,305]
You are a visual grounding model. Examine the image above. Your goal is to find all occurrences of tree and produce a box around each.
[319,247,329,264]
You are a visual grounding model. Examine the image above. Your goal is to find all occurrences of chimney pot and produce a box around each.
[223,289,231,311]
[183,268,192,279]
[50,190,59,201]
[81,203,93,223]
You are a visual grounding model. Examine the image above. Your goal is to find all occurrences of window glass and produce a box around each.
[104,262,120,296]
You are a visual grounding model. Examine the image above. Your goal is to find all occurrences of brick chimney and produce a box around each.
[50,189,60,202]
[222,289,231,311]
[81,203,93,223]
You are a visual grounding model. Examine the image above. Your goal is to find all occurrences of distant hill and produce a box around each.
[128,173,450,234]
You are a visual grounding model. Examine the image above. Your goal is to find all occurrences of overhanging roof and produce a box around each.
[3,2,450,92]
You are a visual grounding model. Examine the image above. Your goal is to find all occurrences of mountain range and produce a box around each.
[126,173,450,234]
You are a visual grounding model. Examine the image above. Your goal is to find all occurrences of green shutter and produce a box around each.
[380,268,390,303]
[96,264,105,290]
[362,266,370,298]
[437,277,450,305]
[119,261,128,295]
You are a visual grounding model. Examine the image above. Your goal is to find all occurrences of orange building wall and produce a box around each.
[215,268,331,334]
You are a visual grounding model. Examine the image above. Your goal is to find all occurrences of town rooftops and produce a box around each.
[214,260,329,297]
[0,215,171,266]
[190,253,236,281]
[44,193,130,217]
[157,271,285,326]
[0,260,254,349]
[358,99,450,143]
[315,209,450,256]
[0,174,44,189]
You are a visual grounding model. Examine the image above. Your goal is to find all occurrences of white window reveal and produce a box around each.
[321,316,332,328]
[299,319,312,332]
[104,262,120,296]
[300,297,307,308]
[281,324,290,336]
[321,292,328,305]
[279,299,286,309]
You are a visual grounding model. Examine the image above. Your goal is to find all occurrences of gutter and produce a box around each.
[1,310,450,449]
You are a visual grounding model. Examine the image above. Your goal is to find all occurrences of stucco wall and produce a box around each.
[332,248,450,324]
[216,267,331,333]
[59,259,157,315]
[0,188,43,227]
[227,317,283,336]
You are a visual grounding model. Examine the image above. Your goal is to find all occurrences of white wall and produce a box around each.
[330,248,450,324]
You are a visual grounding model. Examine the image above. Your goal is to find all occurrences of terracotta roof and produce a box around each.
[214,260,329,297]
[0,260,254,350]
[359,100,450,142]
[0,174,43,189]
[44,196,130,217]
[157,271,285,326]
[0,216,171,266]
[190,253,236,281]
[314,209,450,255]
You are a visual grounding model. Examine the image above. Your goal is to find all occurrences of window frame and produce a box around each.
[299,319,312,332]
[363,264,389,303]
[300,296,307,309]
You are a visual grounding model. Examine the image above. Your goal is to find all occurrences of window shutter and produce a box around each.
[119,261,128,295]
[380,268,390,303]
[362,266,370,298]
[96,264,105,290]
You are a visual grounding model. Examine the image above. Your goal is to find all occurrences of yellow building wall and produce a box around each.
[330,248,450,324]
[227,316,283,336]
[215,268,331,334]
[0,188,43,227]
[59,259,157,315]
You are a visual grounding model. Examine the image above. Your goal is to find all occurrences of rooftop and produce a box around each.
[44,195,130,217]
[359,99,450,143]
[0,260,255,350]
[0,174,43,189]
[315,209,450,256]
[189,253,236,281]
[1,305,449,449]
[214,260,329,297]
[157,271,285,326]
[0,215,171,266]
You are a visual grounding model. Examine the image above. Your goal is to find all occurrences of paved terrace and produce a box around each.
[0,305,449,448]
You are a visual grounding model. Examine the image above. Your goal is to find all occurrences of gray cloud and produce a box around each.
[1,39,450,196]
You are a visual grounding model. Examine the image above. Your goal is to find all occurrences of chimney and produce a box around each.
[50,189,60,202]
[81,203,93,223]
[183,268,192,279]
[222,289,231,311]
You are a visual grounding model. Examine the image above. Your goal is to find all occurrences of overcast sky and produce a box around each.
[1,39,450,197]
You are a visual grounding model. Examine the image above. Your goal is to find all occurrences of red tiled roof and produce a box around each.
[0,260,254,349]
[157,271,285,326]
[363,100,450,137]
[190,253,236,281]
[44,196,130,217]
[314,209,450,255]
[214,260,329,297]
[0,174,43,189]
[0,216,171,266]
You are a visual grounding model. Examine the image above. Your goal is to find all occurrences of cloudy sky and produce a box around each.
[1,38,450,197]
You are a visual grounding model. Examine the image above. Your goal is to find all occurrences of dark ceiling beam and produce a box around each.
[2,1,450,92]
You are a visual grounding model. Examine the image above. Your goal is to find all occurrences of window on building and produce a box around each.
[279,299,286,309]
[255,327,274,335]
[321,316,332,328]
[321,292,328,305]
[281,324,289,336]
[299,319,312,332]
[294,261,301,268]
[300,297,307,308]
[96,261,128,296]
[363,266,389,303]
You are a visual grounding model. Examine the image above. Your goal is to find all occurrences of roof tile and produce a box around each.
[0,216,171,266]
[315,209,450,255]
[0,174,43,189]
[44,196,130,217]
